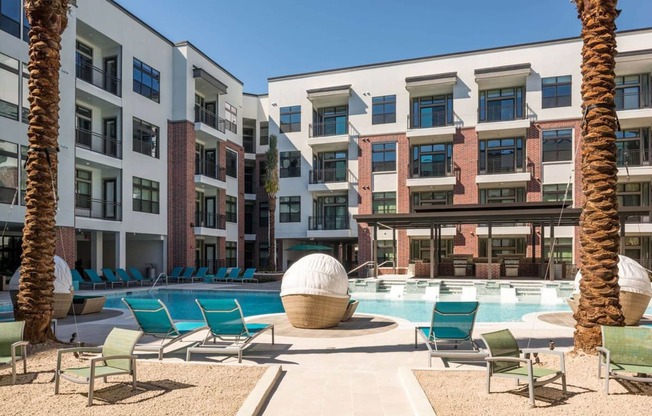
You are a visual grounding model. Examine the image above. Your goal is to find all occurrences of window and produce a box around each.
[313,195,348,229]
[623,236,650,263]
[259,201,269,226]
[412,143,453,177]
[543,184,572,203]
[312,106,347,137]
[259,121,269,146]
[259,242,269,267]
[410,239,454,261]
[479,188,524,204]
[75,41,93,84]
[376,240,395,265]
[542,76,572,108]
[0,0,20,37]
[312,151,346,182]
[243,126,254,153]
[411,94,453,128]
[259,161,267,186]
[479,87,524,122]
[133,58,160,102]
[372,142,396,172]
[280,196,301,222]
[372,95,396,124]
[226,149,237,178]
[0,52,19,120]
[280,151,301,177]
[542,129,572,162]
[226,195,237,222]
[479,238,525,257]
[617,182,649,207]
[19,145,26,203]
[412,190,453,208]
[479,138,524,174]
[616,128,649,167]
[20,63,27,123]
[615,74,649,110]
[544,238,573,262]
[372,192,396,214]
[225,241,237,267]
[133,117,159,158]
[225,102,237,133]
[132,177,159,214]
[75,169,92,209]
[280,105,301,133]
[0,140,18,203]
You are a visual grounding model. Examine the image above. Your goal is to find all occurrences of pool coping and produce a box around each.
[237,364,283,416]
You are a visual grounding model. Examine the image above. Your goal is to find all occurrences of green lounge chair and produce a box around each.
[225,267,241,282]
[167,266,184,283]
[186,299,274,363]
[597,325,652,394]
[232,268,257,283]
[128,267,155,286]
[86,269,121,288]
[170,267,195,283]
[481,329,566,407]
[0,321,28,384]
[208,267,229,283]
[122,298,206,359]
[55,328,142,406]
[415,301,481,366]
[180,266,207,283]
[103,268,135,287]
[72,269,105,290]
[116,268,143,286]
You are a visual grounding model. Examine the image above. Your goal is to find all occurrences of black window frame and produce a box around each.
[372,192,396,214]
[259,121,269,146]
[279,195,301,222]
[372,95,396,125]
[412,143,453,177]
[542,129,572,162]
[0,51,20,121]
[132,117,159,158]
[132,176,160,214]
[226,195,237,222]
[411,190,453,209]
[132,58,160,103]
[479,87,524,122]
[616,128,650,167]
[372,142,396,172]
[225,241,237,267]
[617,182,650,207]
[280,151,301,178]
[479,137,524,174]
[479,187,525,204]
[0,139,18,204]
[542,75,572,108]
[615,74,650,110]
[0,0,21,38]
[226,149,237,178]
[542,184,573,203]
[411,94,453,128]
[280,105,301,133]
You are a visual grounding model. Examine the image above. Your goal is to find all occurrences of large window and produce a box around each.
[312,106,348,137]
[280,105,301,133]
[410,239,454,261]
[542,129,572,162]
[133,58,160,102]
[376,240,395,265]
[259,201,269,226]
[132,177,159,214]
[75,169,92,209]
[280,196,301,222]
[479,87,524,122]
[479,138,524,174]
[225,102,237,133]
[411,94,453,128]
[372,142,396,172]
[0,0,20,37]
[617,182,649,207]
[616,128,649,167]
[479,238,525,257]
[543,184,572,203]
[412,190,453,209]
[226,149,237,178]
[280,151,301,177]
[372,95,396,124]
[412,143,453,177]
[259,121,269,146]
[480,188,524,204]
[75,41,93,84]
[0,140,18,203]
[615,74,649,110]
[0,52,19,120]
[313,151,346,183]
[372,192,396,214]
[226,195,237,222]
[542,76,572,108]
[544,238,573,262]
[225,241,237,267]
[133,117,159,158]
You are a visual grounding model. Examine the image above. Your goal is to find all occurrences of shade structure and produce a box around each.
[287,243,332,252]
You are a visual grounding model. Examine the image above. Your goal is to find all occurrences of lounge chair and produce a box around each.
[415,301,482,366]
[103,268,134,287]
[69,295,106,315]
[225,267,241,282]
[186,299,274,363]
[116,268,144,286]
[86,269,120,289]
[208,267,229,283]
[122,298,206,359]
[481,328,566,407]
[72,269,106,290]
[127,267,155,286]
[55,328,142,406]
[232,268,257,283]
[341,299,359,322]
[0,321,28,384]
[167,266,184,283]
[597,325,652,394]
[179,266,207,283]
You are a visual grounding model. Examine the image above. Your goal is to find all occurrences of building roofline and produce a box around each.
[107,0,174,46]
[268,27,652,83]
[175,41,243,86]
[244,92,268,97]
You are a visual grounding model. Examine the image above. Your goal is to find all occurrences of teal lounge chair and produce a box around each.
[481,329,566,407]
[186,299,274,363]
[226,267,241,282]
[0,321,28,384]
[597,325,652,394]
[208,267,229,283]
[128,267,155,286]
[234,268,257,283]
[180,266,207,283]
[415,301,482,366]
[167,266,184,283]
[55,328,142,406]
[117,268,144,286]
[72,269,106,290]
[170,267,195,283]
[85,269,115,288]
[103,268,135,287]
[122,298,206,359]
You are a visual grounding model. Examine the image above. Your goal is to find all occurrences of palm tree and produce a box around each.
[573,0,624,352]
[263,134,279,271]
[14,0,69,343]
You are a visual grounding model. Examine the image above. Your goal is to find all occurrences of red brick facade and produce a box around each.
[55,226,76,268]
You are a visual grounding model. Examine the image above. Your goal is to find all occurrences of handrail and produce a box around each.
[347,261,374,275]
[149,273,167,290]
[378,260,394,268]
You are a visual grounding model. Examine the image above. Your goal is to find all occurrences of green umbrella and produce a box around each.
[287,243,333,252]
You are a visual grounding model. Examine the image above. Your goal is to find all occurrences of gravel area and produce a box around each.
[0,342,266,416]
[415,352,652,415]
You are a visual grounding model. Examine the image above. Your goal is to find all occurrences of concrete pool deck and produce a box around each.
[0,282,594,415]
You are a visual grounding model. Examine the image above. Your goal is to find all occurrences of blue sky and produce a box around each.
[114,0,652,94]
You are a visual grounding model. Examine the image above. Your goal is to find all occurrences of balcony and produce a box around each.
[194,105,225,133]
[476,157,530,185]
[617,148,649,167]
[308,168,351,192]
[195,158,226,182]
[75,128,121,159]
[75,196,122,221]
[75,60,121,97]
[310,120,349,138]
[406,163,456,188]
[308,215,350,231]
[195,211,226,230]
[408,110,452,129]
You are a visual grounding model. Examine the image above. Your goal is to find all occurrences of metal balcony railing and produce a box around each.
[478,157,525,174]
[309,120,349,138]
[615,90,649,111]
[308,215,350,230]
[617,148,649,167]
[75,196,122,220]
[224,119,238,134]
[75,127,122,158]
[195,159,226,181]
[194,105,226,133]
[408,110,451,129]
[411,162,452,178]
[75,60,121,96]
[309,168,349,184]
[195,210,226,229]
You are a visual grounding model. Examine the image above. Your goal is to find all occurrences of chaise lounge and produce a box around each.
[597,325,652,394]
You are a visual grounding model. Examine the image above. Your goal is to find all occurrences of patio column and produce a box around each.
[487,222,492,280]
[539,221,545,279]
[372,224,378,279]
[549,218,555,281]
[392,227,397,274]
[429,223,435,279]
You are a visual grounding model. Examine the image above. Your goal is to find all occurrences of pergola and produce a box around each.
[353,202,652,280]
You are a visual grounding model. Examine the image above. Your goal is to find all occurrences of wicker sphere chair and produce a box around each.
[281,254,350,329]
[569,255,652,325]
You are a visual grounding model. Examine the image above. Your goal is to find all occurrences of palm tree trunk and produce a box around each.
[15,0,69,343]
[574,0,624,353]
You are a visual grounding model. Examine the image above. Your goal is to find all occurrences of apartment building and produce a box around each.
[1,0,651,277]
